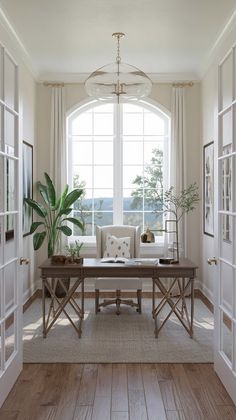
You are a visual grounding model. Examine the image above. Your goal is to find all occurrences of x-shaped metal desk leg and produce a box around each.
[42,276,84,338]
[152,277,194,338]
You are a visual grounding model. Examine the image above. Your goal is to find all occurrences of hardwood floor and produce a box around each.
[0,363,235,420]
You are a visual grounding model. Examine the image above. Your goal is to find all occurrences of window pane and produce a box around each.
[144,144,163,165]
[94,103,113,113]
[123,114,143,135]
[124,189,142,211]
[73,166,93,188]
[94,142,113,164]
[144,213,163,232]
[94,166,113,188]
[73,142,92,165]
[144,113,165,135]
[94,212,113,227]
[123,166,143,188]
[94,189,113,210]
[123,212,143,226]
[123,142,143,165]
[94,114,113,135]
[72,112,92,135]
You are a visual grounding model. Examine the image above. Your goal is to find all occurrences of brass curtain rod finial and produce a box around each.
[43,82,65,87]
[172,81,194,88]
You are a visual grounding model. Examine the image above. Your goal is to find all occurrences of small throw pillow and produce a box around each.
[103,234,131,258]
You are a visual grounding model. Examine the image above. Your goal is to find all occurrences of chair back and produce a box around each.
[96,225,141,258]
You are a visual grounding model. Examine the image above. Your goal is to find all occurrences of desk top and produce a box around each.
[39,258,198,279]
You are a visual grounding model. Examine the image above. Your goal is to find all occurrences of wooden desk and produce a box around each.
[39,258,197,339]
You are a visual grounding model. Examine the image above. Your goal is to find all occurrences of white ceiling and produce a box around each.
[0,0,235,81]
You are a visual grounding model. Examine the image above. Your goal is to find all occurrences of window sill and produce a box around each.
[70,237,164,258]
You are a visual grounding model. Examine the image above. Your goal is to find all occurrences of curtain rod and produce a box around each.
[43,81,194,88]
[172,82,194,87]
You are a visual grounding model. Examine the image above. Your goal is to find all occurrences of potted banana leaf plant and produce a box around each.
[24,172,84,296]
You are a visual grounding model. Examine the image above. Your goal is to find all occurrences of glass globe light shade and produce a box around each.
[85,62,152,102]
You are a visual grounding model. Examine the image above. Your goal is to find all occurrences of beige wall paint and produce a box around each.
[37,82,201,278]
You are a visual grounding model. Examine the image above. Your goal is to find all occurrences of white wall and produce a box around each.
[0,20,37,304]
[200,23,236,303]
[36,82,201,286]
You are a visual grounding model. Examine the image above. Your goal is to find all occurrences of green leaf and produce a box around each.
[24,198,47,218]
[58,184,69,210]
[44,173,56,207]
[29,221,44,234]
[57,225,72,236]
[33,231,46,250]
[37,182,50,205]
[63,189,83,209]
[58,208,73,217]
[63,217,84,232]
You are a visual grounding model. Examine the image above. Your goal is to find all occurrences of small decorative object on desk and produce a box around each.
[159,257,175,265]
[141,227,155,243]
[51,255,67,265]
[65,240,84,264]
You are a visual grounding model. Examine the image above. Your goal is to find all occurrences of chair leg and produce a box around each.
[95,289,100,313]
[116,289,121,315]
[137,289,142,313]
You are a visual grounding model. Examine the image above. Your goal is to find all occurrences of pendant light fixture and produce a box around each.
[85,32,152,102]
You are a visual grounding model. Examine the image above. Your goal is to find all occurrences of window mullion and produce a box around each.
[113,103,123,224]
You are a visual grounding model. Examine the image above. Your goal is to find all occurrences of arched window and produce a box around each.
[67,100,170,240]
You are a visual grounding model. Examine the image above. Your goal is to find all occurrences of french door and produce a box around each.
[0,44,22,407]
[214,43,236,404]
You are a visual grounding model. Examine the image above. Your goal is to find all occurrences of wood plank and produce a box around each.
[159,379,182,411]
[73,405,93,420]
[91,364,112,420]
[111,413,129,420]
[127,364,148,420]
[170,364,205,420]
[91,396,111,420]
[166,411,186,420]
[1,364,40,410]
[141,364,167,420]
[155,364,173,381]
[0,411,19,420]
[127,364,143,390]
[95,364,112,397]
[183,364,226,419]
[111,364,128,412]
[197,364,234,406]
[215,405,236,420]
[77,364,98,405]
[35,363,66,407]
[53,364,83,420]
[28,406,57,420]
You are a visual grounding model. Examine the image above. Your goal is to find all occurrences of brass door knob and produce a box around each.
[207,257,217,265]
[20,257,30,265]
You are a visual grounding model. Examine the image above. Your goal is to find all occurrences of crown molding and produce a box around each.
[198,6,236,79]
[39,71,199,85]
[0,5,39,80]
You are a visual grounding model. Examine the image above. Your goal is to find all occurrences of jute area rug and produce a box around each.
[23,298,213,363]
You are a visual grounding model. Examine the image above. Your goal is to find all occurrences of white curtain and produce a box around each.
[168,86,187,257]
[50,86,67,252]
[50,86,67,195]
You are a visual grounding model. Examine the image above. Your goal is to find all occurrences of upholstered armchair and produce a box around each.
[95,225,142,315]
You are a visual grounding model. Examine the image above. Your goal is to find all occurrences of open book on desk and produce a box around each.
[134,258,159,265]
[101,257,129,263]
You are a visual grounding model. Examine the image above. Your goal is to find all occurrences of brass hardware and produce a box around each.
[20,257,29,265]
[207,257,217,266]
